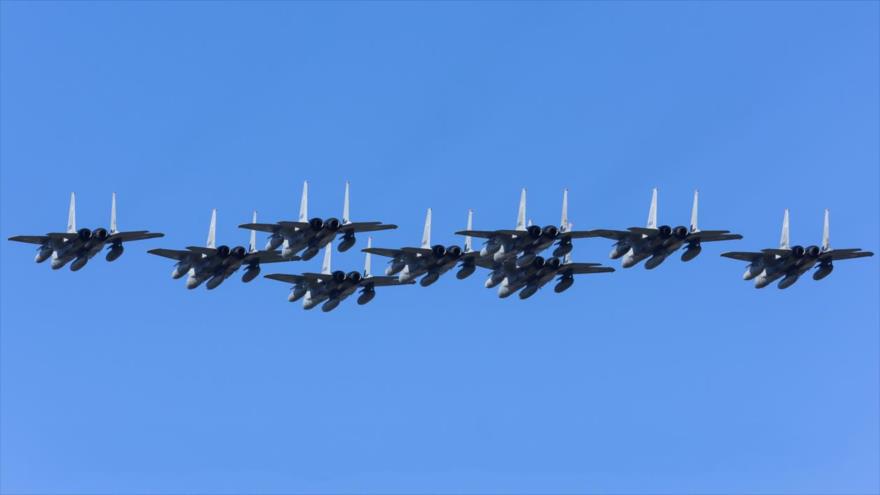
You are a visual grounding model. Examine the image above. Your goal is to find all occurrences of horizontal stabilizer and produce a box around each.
[109,231,164,243]
[8,235,49,244]
[341,222,397,233]
[455,229,500,239]
[362,276,415,287]
[362,247,404,258]
[820,249,875,261]
[584,229,635,241]
[148,248,195,261]
[400,247,434,255]
[720,251,764,261]
[264,273,305,284]
[565,264,616,275]
[239,222,280,233]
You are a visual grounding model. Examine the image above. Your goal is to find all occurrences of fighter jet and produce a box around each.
[148,209,293,289]
[8,192,163,271]
[239,181,396,261]
[265,238,412,311]
[722,209,873,289]
[455,188,596,270]
[363,208,477,287]
[587,189,742,269]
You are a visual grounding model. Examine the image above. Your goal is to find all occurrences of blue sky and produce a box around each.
[1,1,878,493]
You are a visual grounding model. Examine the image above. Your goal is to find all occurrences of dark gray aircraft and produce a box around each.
[265,238,412,311]
[587,189,742,269]
[8,193,164,271]
[364,208,479,287]
[239,181,396,261]
[149,209,292,289]
[722,209,873,289]
[456,188,596,269]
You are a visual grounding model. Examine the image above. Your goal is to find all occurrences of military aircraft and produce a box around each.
[587,189,742,269]
[455,188,596,269]
[722,209,873,289]
[363,208,478,286]
[8,192,164,271]
[239,181,396,261]
[148,209,293,289]
[265,237,412,311]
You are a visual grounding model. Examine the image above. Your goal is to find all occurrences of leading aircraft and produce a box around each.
[148,209,293,289]
[8,192,164,271]
[721,209,873,289]
[265,237,412,311]
[239,181,397,261]
[586,189,742,269]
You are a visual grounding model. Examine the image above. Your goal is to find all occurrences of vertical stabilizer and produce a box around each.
[249,210,258,253]
[207,209,217,248]
[560,188,569,232]
[67,192,76,233]
[321,241,332,274]
[421,208,432,249]
[822,209,830,252]
[689,190,699,232]
[646,188,658,229]
[464,209,473,252]
[299,181,309,222]
[779,209,790,250]
[342,180,351,224]
[364,236,372,278]
[563,221,573,264]
[110,192,118,234]
[515,188,527,231]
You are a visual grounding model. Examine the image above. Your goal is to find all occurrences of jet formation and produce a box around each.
[8,184,874,311]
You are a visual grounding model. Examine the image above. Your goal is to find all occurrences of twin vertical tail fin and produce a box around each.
[110,192,118,234]
[464,209,473,252]
[67,192,77,233]
[822,209,830,252]
[207,209,217,248]
[249,211,257,253]
[421,208,432,249]
[515,188,527,231]
[321,241,332,274]
[560,188,569,233]
[690,190,699,232]
[299,181,309,222]
[342,181,351,225]
[779,209,790,250]
[646,188,658,229]
[364,237,372,277]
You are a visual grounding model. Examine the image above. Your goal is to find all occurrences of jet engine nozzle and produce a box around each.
[332,270,346,283]
[791,245,805,258]
[542,225,558,238]
[532,256,546,269]
[673,226,688,239]
[813,262,833,280]
[93,228,108,241]
[106,243,124,262]
[77,228,92,241]
[554,276,574,293]
[527,225,542,239]
[446,245,462,258]
[806,245,820,257]
[338,234,356,252]
[325,218,341,231]
[309,217,324,231]
[545,257,561,269]
[231,246,247,258]
[357,287,376,305]
[216,245,230,257]
[347,271,362,283]
[431,244,447,258]
[658,225,672,237]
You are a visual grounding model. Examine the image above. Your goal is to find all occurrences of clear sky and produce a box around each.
[1,2,878,494]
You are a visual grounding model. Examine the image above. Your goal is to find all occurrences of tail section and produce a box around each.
[321,241,332,274]
[299,181,309,222]
[515,188,527,231]
[560,188,569,232]
[207,209,217,248]
[563,221,573,264]
[464,209,474,252]
[67,192,76,233]
[822,209,830,252]
[364,236,372,277]
[689,190,699,232]
[342,180,351,224]
[646,188,658,229]
[110,192,118,234]
[421,208,432,249]
[248,210,257,253]
[779,209,790,250]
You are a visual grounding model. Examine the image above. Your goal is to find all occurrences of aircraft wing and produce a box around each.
[361,276,413,287]
[689,230,741,242]
[627,227,659,236]
[562,263,615,275]
[148,248,197,261]
[721,251,765,261]
[8,235,49,244]
[239,222,281,233]
[455,229,502,239]
[341,222,397,233]
[108,231,164,243]
[363,247,404,258]
[819,249,875,261]
[264,273,306,284]
[244,250,298,264]
[400,247,434,255]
